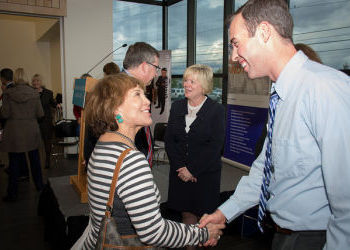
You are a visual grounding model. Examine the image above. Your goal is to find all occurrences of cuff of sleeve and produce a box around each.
[199,226,209,244]
[218,200,240,224]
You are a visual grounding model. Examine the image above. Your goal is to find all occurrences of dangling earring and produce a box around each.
[115,114,123,123]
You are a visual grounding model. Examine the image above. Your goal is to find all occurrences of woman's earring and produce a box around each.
[115,114,123,123]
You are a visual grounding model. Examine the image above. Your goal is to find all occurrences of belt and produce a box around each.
[274,224,294,235]
[274,224,326,235]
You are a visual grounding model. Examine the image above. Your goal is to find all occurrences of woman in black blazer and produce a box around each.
[165,64,225,230]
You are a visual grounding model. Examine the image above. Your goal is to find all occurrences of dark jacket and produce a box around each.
[165,97,225,177]
[165,97,225,215]
[38,87,56,124]
[0,83,44,152]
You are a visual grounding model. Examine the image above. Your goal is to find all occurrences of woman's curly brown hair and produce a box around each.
[84,74,144,137]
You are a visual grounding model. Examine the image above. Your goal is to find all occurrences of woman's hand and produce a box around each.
[177,167,197,182]
[205,222,225,247]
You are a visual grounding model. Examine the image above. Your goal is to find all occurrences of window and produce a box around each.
[196,0,223,73]
[113,1,162,67]
[290,0,350,70]
[168,0,187,75]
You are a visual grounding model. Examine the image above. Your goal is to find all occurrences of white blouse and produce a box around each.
[185,97,207,133]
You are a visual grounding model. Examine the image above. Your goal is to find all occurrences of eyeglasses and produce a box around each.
[146,62,161,72]
[228,43,234,54]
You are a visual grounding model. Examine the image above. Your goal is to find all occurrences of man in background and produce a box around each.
[155,67,168,115]
[122,42,160,167]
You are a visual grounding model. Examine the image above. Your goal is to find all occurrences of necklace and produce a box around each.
[188,97,207,117]
[109,130,136,149]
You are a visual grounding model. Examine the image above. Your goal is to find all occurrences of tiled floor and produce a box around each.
[0,152,272,250]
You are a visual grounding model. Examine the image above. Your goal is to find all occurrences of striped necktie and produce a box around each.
[258,91,279,232]
[145,126,153,168]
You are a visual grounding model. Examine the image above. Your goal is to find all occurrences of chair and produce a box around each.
[51,119,79,167]
[153,122,167,163]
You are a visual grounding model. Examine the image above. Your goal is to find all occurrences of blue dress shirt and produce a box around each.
[219,51,350,249]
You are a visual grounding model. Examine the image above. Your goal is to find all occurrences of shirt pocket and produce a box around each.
[272,138,306,178]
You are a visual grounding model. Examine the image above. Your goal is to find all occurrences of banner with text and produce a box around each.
[223,61,270,168]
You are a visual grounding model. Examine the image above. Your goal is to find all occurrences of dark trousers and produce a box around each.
[7,149,43,198]
[157,91,165,114]
[40,123,53,168]
[16,152,29,177]
[272,230,326,250]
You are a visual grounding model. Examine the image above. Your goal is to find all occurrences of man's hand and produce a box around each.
[199,210,226,247]
[204,222,225,247]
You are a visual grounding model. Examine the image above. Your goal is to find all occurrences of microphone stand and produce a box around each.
[86,43,127,75]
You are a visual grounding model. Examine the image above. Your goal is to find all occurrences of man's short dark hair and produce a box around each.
[123,42,159,70]
[0,68,13,81]
[230,0,293,41]
[103,62,120,75]
[161,68,167,71]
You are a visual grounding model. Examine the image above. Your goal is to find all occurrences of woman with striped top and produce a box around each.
[72,74,224,249]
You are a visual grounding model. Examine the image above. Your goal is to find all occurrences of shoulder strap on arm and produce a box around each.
[106,148,133,212]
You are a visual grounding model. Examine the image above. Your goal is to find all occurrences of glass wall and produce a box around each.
[168,0,187,75]
[196,0,223,73]
[290,0,350,70]
[196,0,224,103]
[112,1,162,68]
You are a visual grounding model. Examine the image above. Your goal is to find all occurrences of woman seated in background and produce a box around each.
[165,64,226,245]
[73,74,224,249]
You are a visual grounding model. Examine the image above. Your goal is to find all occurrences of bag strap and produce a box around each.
[105,148,133,215]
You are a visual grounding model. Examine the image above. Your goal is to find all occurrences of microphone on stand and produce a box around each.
[86,43,127,75]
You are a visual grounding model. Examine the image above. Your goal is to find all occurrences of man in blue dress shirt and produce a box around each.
[199,0,350,249]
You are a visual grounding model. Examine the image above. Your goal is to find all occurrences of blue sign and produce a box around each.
[223,104,268,167]
[72,78,86,108]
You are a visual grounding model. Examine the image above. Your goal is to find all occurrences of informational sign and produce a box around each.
[72,78,87,108]
[224,105,267,166]
[223,61,270,168]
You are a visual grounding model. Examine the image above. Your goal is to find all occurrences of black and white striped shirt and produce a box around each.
[82,141,208,249]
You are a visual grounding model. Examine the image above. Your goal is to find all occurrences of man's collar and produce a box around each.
[272,51,308,101]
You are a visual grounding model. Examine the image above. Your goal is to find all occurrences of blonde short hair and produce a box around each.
[183,64,213,94]
[32,74,43,85]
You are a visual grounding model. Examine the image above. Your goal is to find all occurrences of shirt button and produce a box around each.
[270,165,275,173]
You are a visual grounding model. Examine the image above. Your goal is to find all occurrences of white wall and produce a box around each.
[0,15,60,95]
[63,0,113,119]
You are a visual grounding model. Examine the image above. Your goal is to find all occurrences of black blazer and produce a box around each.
[39,88,56,123]
[165,97,225,177]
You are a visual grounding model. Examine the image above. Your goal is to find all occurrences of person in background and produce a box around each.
[294,43,322,64]
[0,68,44,202]
[155,67,168,115]
[0,68,29,181]
[165,64,225,250]
[103,62,120,76]
[199,1,350,249]
[72,74,224,249]
[122,42,160,167]
[32,74,57,169]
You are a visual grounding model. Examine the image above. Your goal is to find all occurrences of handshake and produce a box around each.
[198,210,227,247]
